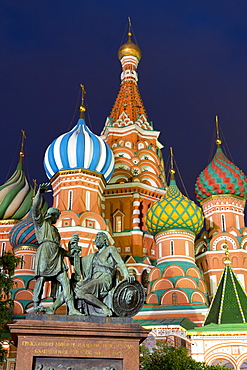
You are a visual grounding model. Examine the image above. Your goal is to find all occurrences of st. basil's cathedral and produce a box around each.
[1,26,247,370]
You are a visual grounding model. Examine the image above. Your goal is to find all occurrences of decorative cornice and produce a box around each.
[201,194,246,206]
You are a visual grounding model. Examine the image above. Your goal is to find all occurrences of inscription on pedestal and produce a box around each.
[22,339,133,357]
[9,319,148,370]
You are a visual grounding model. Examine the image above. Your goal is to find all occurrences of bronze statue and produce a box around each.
[74,232,135,316]
[32,184,145,317]
[32,182,81,315]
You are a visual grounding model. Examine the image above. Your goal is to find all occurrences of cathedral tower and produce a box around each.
[43,86,115,256]
[137,151,208,325]
[101,22,166,283]
[194,118,247,299]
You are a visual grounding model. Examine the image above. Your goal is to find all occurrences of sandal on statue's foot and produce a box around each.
[43,306,55,314]
[33,305,46,314]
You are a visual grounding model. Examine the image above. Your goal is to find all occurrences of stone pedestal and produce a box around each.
[9,314,148,370]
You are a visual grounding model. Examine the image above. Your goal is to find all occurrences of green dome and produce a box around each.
[146,179,204,235]
[0,161,34,220]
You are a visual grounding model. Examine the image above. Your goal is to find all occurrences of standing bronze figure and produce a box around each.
[32,182,81,315]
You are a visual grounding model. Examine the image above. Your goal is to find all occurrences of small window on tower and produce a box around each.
[221,214,226,231]
[170,240,174,255]
[68,190,73,210]
[138,142,144,150]
[20,256,24,269]
[141,270,149,289]
[86,191,90,211]
[185,241,189,256]
[1,242,6,256]
[116,216,122,232]
[112,209,125,233]
[86,219,95,229]
[62,218,71,227]
[172,292,178,305]
[31,256,36,270]
[236,215,240,229]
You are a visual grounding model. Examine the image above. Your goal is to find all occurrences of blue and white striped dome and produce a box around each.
[44,118,115,182]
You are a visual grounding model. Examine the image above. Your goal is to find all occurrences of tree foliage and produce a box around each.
[140,342,228,370]
[0,252,21,362]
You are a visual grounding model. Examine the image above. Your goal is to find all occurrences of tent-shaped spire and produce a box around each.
[104,19,153,130]
[204,253,247,325]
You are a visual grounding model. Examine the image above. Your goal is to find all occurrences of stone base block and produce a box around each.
[9,314,148,370]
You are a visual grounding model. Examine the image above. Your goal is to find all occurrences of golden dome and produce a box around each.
[118,32,142,61]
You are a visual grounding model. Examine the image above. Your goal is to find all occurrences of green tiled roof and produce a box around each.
[134,317,196,330]
[189,322,247,333]
[140,303,208,311]
[204,264,247,325]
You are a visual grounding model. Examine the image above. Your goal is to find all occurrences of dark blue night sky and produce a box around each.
[1,1,247,204]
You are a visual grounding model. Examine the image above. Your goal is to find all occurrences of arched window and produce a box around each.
[86,191,90,211]
[1,242,6,256]
[116,217,122,232]
[172,292,178,305]
[170,240,174,255]
[221,214,226,231]
[141,270,149,289]
[236,214,240,229]
[113,210,125,233]
[20,256,24,269]
[138,142,144,150]
[68,190,73,210]
[185,241,189,256]
[31,256,36,270]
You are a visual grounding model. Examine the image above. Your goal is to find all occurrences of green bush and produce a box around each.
[0,252,21,362]
[140,342,228,370]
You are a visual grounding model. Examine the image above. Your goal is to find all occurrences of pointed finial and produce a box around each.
[118,18,142,61]
[19,130,26,163]
[223,239,231,265]
[170,147,176,179]
[128,17,132,38]
[79,84,86,118]
[215,115,222,147]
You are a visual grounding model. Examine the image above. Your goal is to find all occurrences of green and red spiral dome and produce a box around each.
[195,147,247,202]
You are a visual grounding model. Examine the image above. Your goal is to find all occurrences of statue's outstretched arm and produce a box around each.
[32,182,50,218]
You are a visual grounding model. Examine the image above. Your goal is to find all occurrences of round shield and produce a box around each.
[112,280,145,317]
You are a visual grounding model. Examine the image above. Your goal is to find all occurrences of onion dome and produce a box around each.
[195,148,247,201]
[9,201,47,248]
[0,132,35,220]
[146,171,204,236]
[9,211,37,248]
[44,87,114,182]
[195,119,247,202]
[118,31,142,61]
